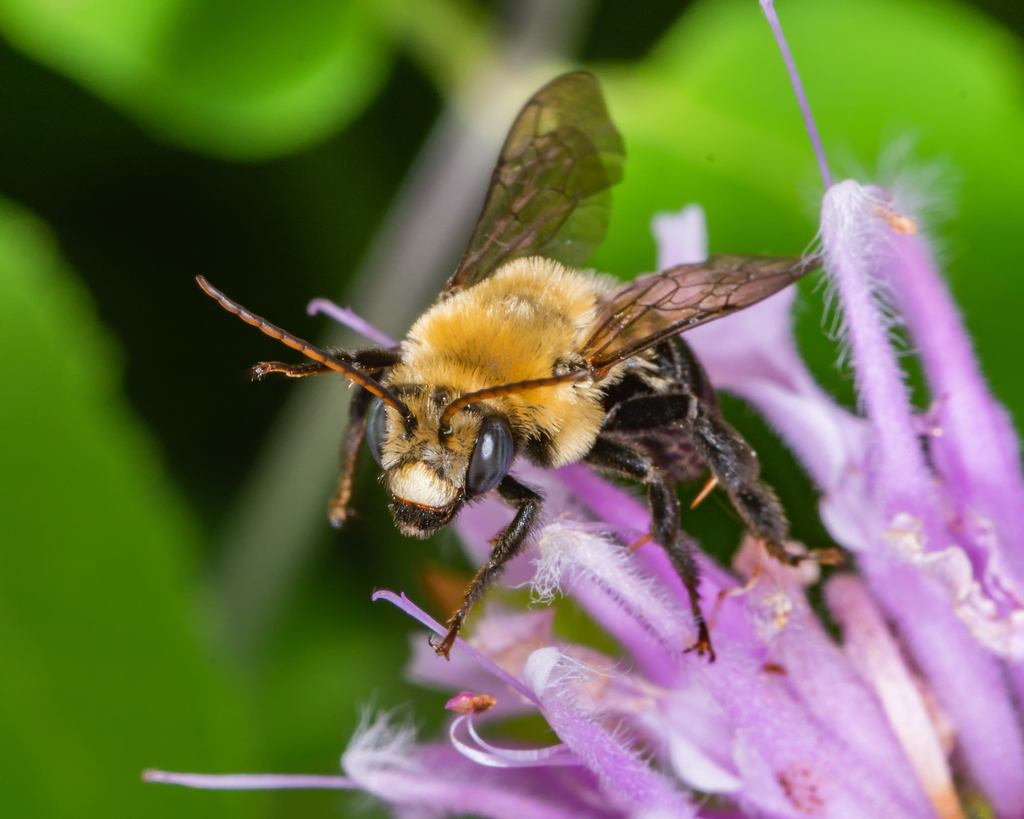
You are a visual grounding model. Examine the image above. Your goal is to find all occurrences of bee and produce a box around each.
[198,72,821,660]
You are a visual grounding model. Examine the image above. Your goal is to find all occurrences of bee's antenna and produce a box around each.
[196,277,409,417]
[438,371,589,432]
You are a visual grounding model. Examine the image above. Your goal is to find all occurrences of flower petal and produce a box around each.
[762,583,933,814]
[524,648,697,818]
[306,298,398,347]
[373,590,541,706]
[448,710,580,768]
[885,228,1024,580]
[406,607,554,719]
[343,712,616,819]
[532,522,695,675]
[863,560,1024,818]
[142,771,357,789]
[662,686,743,794]
[652,204,708,268]
[820,180,938,515]
[826,575,963,819]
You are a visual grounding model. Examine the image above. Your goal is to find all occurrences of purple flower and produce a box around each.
[146,3,1024,816]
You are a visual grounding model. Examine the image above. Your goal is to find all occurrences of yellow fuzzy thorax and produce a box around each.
[384,257,617,469]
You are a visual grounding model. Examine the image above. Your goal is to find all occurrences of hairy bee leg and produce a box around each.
[583,437,714,661]
[603,393,796,567]
[684,408,795,566]
[346,347,403,369]
[328,386,375,528]
[250,361,332,379]
[432,476,543,658]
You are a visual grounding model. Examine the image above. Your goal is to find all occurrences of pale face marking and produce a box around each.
[388,462,460,509]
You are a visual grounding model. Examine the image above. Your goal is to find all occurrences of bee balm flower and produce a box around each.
[146,3,1024,816]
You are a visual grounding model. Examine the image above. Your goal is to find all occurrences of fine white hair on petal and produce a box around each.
[877,135,959,233]
[531,522,695,652]
[522,645,613,705]
[821,179,941,514]
[523,649,695,817]
[342,709,422,779]
[531,523,592,604]
[819,179,907,382]
[523,646,564,699]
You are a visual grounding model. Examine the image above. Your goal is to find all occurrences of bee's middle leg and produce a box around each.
[583,437,713,660]
[432,475,543,659]
[603,393,795,567]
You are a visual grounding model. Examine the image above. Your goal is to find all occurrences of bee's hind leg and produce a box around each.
[601,392,797,568]
[673,401,797,566]
[432,476,543,659]
[584,437,714,661]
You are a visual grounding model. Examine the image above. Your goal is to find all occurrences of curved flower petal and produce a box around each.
[524,648,697,819]
[447,709,581,768]
[344,712,615,819]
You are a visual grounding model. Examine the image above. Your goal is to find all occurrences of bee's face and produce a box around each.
[365,388,514,538]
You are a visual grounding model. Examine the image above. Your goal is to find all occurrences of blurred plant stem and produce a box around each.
[214,0,594,663]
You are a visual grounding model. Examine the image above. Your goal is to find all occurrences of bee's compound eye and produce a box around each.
[466,416,513,497]
[366,397,387,467]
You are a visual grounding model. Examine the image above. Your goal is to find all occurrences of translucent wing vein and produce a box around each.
[582,253,820,372]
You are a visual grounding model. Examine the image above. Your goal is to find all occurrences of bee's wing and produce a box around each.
[580,253,820,373]
[443,71,625,295]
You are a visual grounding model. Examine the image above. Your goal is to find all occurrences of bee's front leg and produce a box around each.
[326,347,401,527]
[432,476,543,658]
[584,436,713,661]
[328,385,375,528]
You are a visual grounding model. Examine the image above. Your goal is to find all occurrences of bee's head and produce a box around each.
[366,389,514,538]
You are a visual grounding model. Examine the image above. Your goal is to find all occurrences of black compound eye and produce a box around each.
[466,416,513,496]
[365,397,387,467]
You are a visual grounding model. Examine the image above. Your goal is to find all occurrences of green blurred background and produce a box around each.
[1,0,1023,816]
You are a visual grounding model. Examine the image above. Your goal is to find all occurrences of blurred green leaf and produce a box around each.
[0,199,263,818]
[0,0,392,158]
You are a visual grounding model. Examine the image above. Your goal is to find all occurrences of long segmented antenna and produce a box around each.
[196,277,409,417]
[438,371,589,432]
